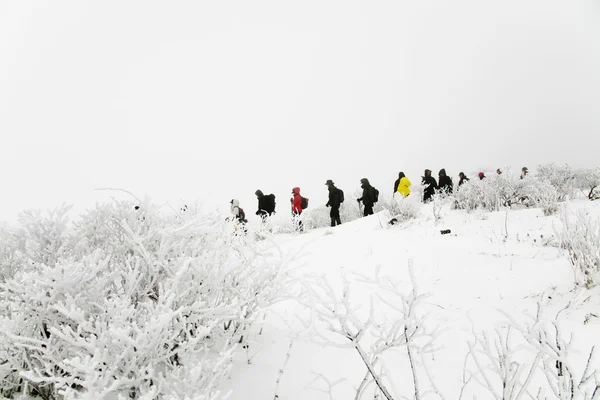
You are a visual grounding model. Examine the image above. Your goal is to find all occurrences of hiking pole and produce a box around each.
[357,199,363,218]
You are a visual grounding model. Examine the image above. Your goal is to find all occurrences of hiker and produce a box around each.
[394,172,411,197]
[438,169,453,194]
[325,179,344,227]
[255,190,275,220]
[478,172,486,180]
[458,172,470,187]
[422,169,437,203]
[290,187,304,232]
[230,199,247,234]
[357,178,377,216]
[496,168,503,175]
[521,167,528,179]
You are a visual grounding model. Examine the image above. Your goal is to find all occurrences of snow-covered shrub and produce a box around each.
[453,178,501,212]
[0,200,286,399]
[377,195,421,224]
[303,201,363,230]
[452,171,560,215]
[573,167,600,200]
[465,305,600,399]
[519,178,561,216]
[558,210,600,288]
[536,163,575,201]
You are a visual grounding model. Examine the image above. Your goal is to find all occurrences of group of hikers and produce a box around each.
[229,167,530,230]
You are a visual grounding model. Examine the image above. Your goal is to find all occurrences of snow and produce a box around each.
[221,199,600,399]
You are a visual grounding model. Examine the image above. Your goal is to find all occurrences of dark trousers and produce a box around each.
[330,206,342,226]
[363,204,374,216]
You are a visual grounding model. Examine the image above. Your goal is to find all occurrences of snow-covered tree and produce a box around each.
[0,200,288,399]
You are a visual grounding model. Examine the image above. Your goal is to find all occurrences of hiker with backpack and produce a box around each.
[394,172,411,197]
[229,199,248,234]
[357,178,378,216]
[255,190,276,220]
[422,169,437,203]
[325,179,344,226]
[437,169,453,194]
[458,172,470,187]
[290,187,305,232]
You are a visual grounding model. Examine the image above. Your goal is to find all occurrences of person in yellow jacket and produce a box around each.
[394,172,411,197]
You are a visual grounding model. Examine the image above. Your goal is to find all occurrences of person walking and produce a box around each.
[521,167,529,179]
[229,199,247,234]
[290,187,304,232]
[357,178,377,216]
[478,172,486,180]
[458,172,470,187]
[255,190,275,220]
[325,179,344,227]
[422,169,437,203]
[438,169,453,194]
[394,172,411,197]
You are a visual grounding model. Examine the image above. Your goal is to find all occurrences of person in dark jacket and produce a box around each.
[478,172,486,180]
[357,178,376,216]
[458,172,470,187]
[422,169,437,203]
[255,190,275,220]
[325,179,343,227]
[438,169,453,194]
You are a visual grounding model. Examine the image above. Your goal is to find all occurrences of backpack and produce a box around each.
[267,194,276,214]
[301,197,309,209]
[373,188,379,203]
[338,189,344,203]
[237,207,247,223]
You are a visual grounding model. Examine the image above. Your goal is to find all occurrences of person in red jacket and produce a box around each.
[290,187,303,232]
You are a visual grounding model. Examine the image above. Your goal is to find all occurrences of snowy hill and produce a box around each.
[1,189,599,399]
[221,200,600,399]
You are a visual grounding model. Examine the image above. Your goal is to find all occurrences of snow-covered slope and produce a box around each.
[222,200,600,399]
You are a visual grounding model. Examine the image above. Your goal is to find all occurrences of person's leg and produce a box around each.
[364,204,374,216]
[332,206,341,226]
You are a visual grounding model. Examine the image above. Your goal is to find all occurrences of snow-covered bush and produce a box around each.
[465,305,600,399]
[453,178,501,212]
[452,171,560,215]
[574,167,600,201]
[519,178,561,216]
[377,195,421,224]
[0,200,286,399]
[558,210,600,288]
[536,163,575,201]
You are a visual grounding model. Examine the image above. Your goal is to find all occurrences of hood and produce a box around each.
[230,199,240,207]
[360,178,370,185]
[424,169,431,177]
[439,169,447,177]
[398,172,405,179]
[292,187,300,195]
[255,190,264,197]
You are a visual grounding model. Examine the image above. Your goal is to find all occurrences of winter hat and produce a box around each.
[255,190,264,196]
[325,179,335,185]
[478,172,484,178]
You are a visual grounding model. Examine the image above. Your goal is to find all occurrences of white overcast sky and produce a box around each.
[1,0,599,221]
